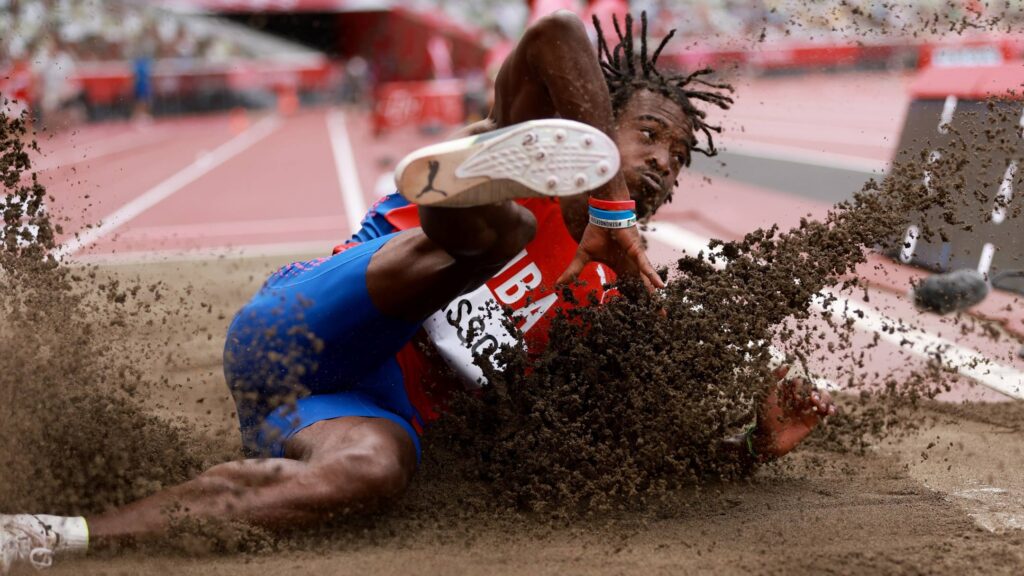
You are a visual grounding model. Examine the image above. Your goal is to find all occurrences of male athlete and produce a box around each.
[1,11,834,572]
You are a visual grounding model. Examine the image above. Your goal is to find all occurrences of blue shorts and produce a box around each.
[223,232,425,462]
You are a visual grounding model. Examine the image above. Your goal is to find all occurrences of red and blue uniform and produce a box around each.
[224,193,614,462]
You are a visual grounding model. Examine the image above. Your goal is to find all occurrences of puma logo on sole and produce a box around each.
[417,160,447,198]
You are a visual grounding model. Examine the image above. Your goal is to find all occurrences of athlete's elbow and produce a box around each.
[540,9,585,31]
[527,10,589,49]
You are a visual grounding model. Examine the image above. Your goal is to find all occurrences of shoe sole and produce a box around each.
[394,119,620,208]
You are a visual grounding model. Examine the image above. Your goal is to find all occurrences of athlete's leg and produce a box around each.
[84,416,414,541]
[366,204,536,322]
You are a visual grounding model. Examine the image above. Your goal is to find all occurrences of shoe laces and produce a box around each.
[29,546,53,569]
[4,518,54,571]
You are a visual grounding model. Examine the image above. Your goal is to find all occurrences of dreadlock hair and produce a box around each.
[593,11,734,163]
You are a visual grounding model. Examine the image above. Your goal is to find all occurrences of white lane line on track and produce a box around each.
[68,240,333,266]
[54,115,282,260]
[646,221,1024,400]
[720,139,889,174]
[325,109,367,233]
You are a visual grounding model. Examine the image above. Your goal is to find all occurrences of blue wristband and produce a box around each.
[588,206,636,220]
[589,214,637,229]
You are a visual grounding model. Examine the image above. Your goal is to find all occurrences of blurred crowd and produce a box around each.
[0,0,253,123]
[0,0,241,64]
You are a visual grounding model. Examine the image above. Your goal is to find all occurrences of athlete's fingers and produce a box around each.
[816,389,834,413]
[639,254,665,290]
[782,377,821,414]
[627,239,664,290]
[557,249,590,286]
[643,274,656,292]
[793,385,835,418]
[817,390,837,417]
[810,391,827,414]
[636,265,655,292]
[618,229,665,291]
[780,374,803,397]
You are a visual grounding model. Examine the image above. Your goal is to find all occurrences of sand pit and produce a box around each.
[16,255,1021,576]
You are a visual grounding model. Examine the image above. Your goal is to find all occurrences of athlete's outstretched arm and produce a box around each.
[491,11,664,290]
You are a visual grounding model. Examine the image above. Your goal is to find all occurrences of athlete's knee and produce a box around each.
[344,442,411,500]
[479,204,537,266]
[314,426,414,510]
[419,202,537,267]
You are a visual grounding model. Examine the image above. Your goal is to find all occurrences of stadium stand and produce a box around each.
[0,0,330,123]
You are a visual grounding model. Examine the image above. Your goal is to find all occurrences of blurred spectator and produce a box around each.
[3,0,221,68]
[340,56,372,107]
[131,46,154,121]
[32,37,83,128]
[0,0,255,123]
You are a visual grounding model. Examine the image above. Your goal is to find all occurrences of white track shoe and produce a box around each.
[395,119,620,207]
[1,516,57,573]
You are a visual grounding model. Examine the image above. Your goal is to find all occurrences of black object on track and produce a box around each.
[913,269,990,315]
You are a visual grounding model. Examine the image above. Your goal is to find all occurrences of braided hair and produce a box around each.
[593,12,734,164]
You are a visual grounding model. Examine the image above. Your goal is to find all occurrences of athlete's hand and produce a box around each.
[753,365,836,459]
[556,222,665,291]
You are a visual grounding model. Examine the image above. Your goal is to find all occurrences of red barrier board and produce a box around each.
[372,80,465,134]
[918,39,1018,68]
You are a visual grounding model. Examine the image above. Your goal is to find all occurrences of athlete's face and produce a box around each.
[613,90,693,219]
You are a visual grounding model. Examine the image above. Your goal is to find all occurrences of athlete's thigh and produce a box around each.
[365,228,500,323]
[226,233,421,394]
